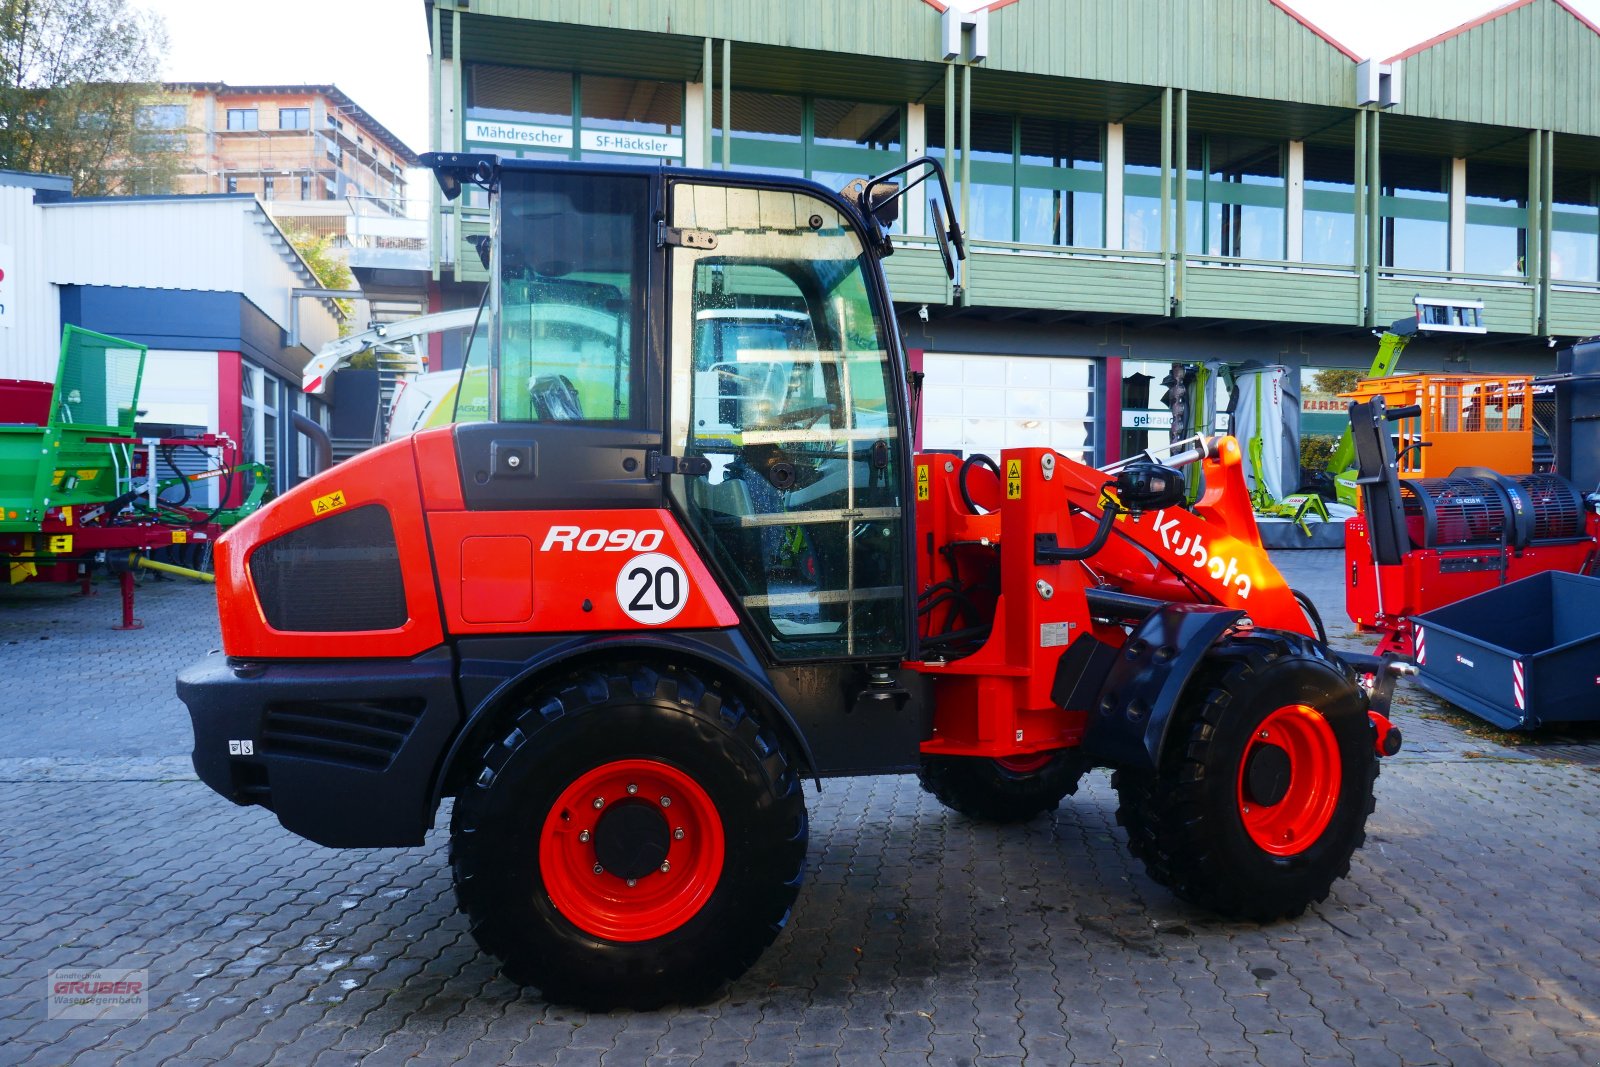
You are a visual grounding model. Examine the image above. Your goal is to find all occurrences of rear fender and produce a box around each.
[1068,603,1245,770]
[429,631,817,811]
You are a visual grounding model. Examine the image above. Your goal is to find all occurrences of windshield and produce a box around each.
[490,169,648,423]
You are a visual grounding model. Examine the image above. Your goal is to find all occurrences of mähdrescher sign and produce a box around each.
[465,119,572,150]
[464,118,682,159]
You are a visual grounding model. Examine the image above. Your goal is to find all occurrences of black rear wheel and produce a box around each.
[450,665,807,1009]
[918,749,1086,823]
[1113,632,1379,921]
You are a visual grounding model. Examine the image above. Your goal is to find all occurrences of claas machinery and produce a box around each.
[178,154,1408,1009]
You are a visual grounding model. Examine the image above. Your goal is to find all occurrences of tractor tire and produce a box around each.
[918,750,1086,823]
[449,665,808,1010]
[1113,632,1379,922]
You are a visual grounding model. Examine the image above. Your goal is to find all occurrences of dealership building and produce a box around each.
[0,171,343,497]
[420,0,1600,462]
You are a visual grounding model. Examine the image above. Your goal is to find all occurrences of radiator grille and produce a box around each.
[249,505,407,632]
[1401,477,1509,547]
[1515,474,1586,541]
[262,699,425,769]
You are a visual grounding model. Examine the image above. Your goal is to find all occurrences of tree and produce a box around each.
[1312,368,1364,397]
[0,0,182,195]
[284,227,358,339]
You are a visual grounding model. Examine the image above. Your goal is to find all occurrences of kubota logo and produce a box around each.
[540,527,665,553]
[1150,509,1253,599]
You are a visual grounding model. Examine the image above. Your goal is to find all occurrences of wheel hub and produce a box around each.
[538,758,726,942]
[1235,704,1342,857]
[592,801,671,880]
[1242,742,1292,807]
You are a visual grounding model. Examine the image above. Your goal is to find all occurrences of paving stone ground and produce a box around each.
[2,558,1598,1066]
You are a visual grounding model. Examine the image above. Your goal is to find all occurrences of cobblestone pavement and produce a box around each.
[3,564,1599,1066]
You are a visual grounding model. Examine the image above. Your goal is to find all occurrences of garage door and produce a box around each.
[921,353,1097,462]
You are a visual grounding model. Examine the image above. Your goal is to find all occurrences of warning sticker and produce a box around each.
[1040,621,1075,647]
[915,465,930,501]
[312,490,347,517]
[1006,458,1023,499]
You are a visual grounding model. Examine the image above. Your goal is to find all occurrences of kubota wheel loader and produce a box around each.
[177,153,1407,1010]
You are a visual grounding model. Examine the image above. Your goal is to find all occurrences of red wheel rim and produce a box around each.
[994,752,1053,774]
[539,758,725,942]
[1235,704,1341,857]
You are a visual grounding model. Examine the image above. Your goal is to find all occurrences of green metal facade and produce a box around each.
[1391,0,1600,136]
[427,0,1600,343]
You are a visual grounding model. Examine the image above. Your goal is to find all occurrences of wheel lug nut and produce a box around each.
[592,797,604,809]
[627,783,638,795]
[659,796,671,807]
[673,828,685,841]
[578,830,590,843]
[626,878,637,887]
[660,861,671,873]
[593,863,604,874]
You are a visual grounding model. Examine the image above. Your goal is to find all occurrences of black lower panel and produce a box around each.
[178,648,460,847]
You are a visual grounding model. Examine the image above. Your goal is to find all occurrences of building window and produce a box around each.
[1017,117,1104,248]
[465,66,691,169]
[712,90,804,177]
[581,74,685,164]
[1465,161,1527,276]
[137,104,186,130]
[1552,168,1599,283]
[466,65,574,161]
[226,176,238,193]
[1304,143,1357,265]
[226,108,258,131]
[279,107,309,130]
[1123,125,1165,253]
[1381,151,1449,272]
[1194,134,1285,260]
[300,174,312,200]
[807,98,902,196]
[263,176,274,200]
[929,110,1104,247]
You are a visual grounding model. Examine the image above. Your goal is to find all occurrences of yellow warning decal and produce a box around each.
[1005,458,1023,499]
[48,535,72,553]
[915,465,930,501]
[312,490,347,517]
[170,530,188,544]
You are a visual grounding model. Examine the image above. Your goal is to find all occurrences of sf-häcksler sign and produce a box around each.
[464,119,682,159]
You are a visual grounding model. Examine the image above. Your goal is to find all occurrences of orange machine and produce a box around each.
[1342,373,1535,479]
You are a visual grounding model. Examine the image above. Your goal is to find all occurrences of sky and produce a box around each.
[137,0,1600,207]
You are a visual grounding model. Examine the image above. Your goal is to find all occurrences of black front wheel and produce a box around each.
[449,665,807,1009]
[1113,632,1379,921]
[918,749,1086,823]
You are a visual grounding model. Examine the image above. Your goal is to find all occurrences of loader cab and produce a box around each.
[433,153,960,664]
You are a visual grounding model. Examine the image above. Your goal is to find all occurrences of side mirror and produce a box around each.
[1113,461,1187,513]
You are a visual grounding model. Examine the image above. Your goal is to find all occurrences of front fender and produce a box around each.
[1069,603,1245,770]
[429,630,817,812]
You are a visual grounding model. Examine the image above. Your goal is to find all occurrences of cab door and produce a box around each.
[664,181,909,661]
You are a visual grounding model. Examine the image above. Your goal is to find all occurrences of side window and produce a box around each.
[495,171,645,423]
[668,183,906,660]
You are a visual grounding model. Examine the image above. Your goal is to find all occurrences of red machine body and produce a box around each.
[910,436,1308,760]
[1346,470,1598,656]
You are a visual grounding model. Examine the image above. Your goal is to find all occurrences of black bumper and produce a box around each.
[177,647,461,848]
